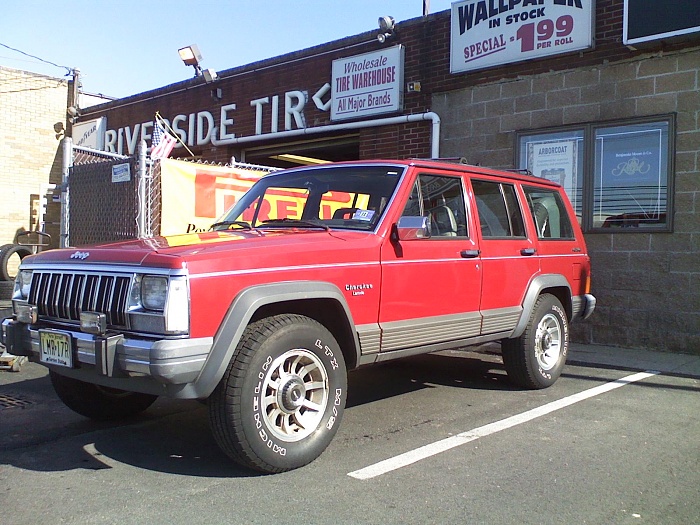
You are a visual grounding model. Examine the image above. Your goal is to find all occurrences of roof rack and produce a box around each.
[410,157,470,164]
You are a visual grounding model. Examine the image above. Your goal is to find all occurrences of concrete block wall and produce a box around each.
[432,47,700,353]
[0,67,66,247]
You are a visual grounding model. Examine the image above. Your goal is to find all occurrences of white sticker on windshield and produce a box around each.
[353,209,375,222]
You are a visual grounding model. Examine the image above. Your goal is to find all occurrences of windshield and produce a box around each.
[213,164,405,231]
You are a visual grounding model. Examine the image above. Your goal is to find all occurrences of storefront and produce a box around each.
[75,0,700,353]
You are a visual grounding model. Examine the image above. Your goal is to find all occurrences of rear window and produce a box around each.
[523,186,575,240]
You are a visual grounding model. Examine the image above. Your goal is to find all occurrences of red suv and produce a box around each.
[2,159,595,473]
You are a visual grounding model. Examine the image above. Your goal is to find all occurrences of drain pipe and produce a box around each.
[211,111,441,159]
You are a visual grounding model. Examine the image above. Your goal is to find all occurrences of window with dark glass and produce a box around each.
[472,180,526,238]
[401,174,468,237]
[523,186,575,240]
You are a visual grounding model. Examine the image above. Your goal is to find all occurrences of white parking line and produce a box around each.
[348,371,658,480]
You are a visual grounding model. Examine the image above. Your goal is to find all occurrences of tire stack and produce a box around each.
[0,244,32,300]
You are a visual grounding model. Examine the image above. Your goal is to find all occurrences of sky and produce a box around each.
[1,0,455,100]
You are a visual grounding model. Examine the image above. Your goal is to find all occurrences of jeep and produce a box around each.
[2,159,595,473]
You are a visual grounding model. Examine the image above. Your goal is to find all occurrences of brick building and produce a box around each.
[46,1,700,352]
[0,66,112,249]
[0,67,67,247]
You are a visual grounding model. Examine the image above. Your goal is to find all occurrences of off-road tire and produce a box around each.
[209,314,347,473]
[502,293,569,389]
[0,244,32,281]
[50,370,158,420]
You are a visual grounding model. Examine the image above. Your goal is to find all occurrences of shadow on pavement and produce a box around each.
[0,349,516,477]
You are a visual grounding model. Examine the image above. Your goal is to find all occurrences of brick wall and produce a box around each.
[0,67,66,247]
[432,48,700,353]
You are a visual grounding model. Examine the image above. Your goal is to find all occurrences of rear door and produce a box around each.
[378,170,482,352]
[469,177,540,336]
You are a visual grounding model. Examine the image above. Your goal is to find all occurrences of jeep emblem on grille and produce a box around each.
[70,251,90,260]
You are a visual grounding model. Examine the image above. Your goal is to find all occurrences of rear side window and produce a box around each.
[523,186,575,240]
[472,180,526,238]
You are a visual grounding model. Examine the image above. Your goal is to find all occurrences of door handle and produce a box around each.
[460,249,480,258]
[520,248,536,256]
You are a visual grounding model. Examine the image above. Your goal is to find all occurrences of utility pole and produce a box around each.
[65,67,80,138]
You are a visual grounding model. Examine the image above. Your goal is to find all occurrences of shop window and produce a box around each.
[517,115,674,232]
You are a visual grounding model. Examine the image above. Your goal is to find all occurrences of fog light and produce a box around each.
[15,304,37,324]
[81,312,107,335]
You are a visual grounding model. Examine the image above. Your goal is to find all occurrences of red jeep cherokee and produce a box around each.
[2,159,595,473]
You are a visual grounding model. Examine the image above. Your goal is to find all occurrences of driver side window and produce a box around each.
[401,174,468,237]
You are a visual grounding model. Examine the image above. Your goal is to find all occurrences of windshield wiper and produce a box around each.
[209,220,253,231]
[260,218,330,231]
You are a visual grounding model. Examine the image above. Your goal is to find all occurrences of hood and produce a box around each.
[24,229,373,271]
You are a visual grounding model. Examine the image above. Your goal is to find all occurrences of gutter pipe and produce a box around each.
[211,111,441,159]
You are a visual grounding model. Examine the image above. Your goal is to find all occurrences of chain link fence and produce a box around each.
[67,143,276,246]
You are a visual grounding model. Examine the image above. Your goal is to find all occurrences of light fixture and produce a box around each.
[271,154,329,166]
[178,44,203,76]
[202,68,218,83]
[66,105,80,123]
[378,16,395,43]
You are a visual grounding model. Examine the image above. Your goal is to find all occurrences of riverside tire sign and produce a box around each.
[450,0,594,74]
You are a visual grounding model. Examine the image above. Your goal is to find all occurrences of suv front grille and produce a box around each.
[29,271,132,327]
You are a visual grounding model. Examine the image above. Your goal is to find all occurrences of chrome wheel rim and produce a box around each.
[535,313,562,371]
[261,349,329,442]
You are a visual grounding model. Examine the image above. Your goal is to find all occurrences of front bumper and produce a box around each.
[2,317,213,397]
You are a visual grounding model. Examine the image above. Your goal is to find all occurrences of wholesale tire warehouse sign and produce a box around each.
[450,0,594,74]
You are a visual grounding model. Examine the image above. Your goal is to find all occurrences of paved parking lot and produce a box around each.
[1,344,699,525]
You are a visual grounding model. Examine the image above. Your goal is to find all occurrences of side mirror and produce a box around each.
[394,216,431,241]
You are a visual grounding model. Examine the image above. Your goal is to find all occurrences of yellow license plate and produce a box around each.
[39,331,73,368]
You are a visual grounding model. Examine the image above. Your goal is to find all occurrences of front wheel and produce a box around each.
[50,371,158,420]
[209,314,347,473]
[502,294,569,389]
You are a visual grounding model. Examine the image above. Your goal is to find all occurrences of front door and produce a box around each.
[378,171,482,353]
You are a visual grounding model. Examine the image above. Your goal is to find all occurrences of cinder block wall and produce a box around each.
[0,67,66,247]
[433,48,700,353]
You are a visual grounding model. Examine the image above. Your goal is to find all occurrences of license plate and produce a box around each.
[40,330,73,368]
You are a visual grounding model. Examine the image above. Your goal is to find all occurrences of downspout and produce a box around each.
[211,111,441,159]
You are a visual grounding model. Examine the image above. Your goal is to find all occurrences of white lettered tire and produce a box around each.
[209,314,347,473]
[502,293,569,389]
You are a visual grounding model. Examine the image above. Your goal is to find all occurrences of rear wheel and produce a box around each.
[502,294,569,389]
[50,371,158,420]
[209,314,347,473]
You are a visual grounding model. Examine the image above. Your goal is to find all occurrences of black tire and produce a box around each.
[502,294,569,389]
[49,370,158,420]
[0,280,14,300]
[0,244,32,281]
[209,314,347,473]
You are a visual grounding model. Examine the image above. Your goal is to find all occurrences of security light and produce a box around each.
[178,45,203,76]
[378,16,395,43]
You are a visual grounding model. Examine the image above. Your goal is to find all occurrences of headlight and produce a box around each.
[142,276,168,310]
[15,270,33,300]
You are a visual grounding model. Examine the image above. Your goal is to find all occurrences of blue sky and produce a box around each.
[1,0,454,99]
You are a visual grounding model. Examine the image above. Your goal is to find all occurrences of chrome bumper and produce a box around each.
[2,318,212,388]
